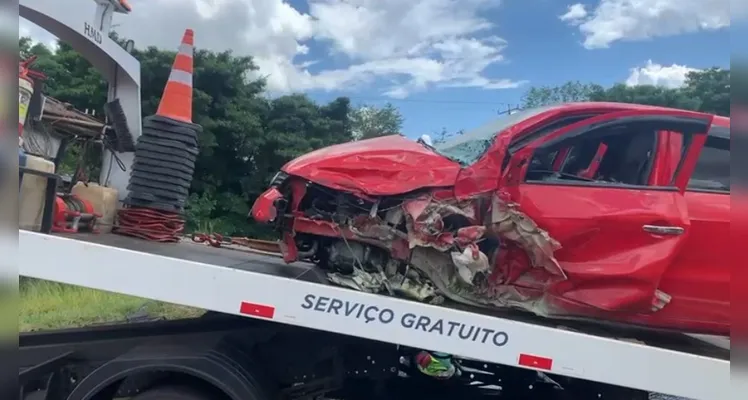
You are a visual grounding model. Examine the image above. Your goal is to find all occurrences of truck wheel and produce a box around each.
[132,385,219,400]
[23,391,47,400]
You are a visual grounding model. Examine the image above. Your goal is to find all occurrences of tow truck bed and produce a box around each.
[71,232,328,283]
[19,230,730,400]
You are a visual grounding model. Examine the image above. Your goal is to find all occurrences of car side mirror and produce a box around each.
[418,134,434,147]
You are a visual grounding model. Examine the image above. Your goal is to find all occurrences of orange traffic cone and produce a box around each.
[156,29,194,124]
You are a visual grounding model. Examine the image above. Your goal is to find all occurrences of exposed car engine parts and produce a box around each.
[266,179,574,318]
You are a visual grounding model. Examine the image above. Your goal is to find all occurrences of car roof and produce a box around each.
[712,115,730,127]
[549,101,721,116]
[550,101,730,132]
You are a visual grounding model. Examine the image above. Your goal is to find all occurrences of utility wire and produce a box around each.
[328,94,523,115]
[331,94,522,107]
[347,96,524,115]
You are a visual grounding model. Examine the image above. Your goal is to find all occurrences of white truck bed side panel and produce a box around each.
[19,231,729,400]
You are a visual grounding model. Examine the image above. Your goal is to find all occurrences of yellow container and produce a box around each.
[71,182,119,233]
[18,154,55,231]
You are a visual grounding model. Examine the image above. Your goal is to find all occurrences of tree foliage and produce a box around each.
[520,69,730,117]
[681,68,730,116]
[587,84,703,110]
[350,103,404,140]
[20,36,352,237]
[521,81,604,108]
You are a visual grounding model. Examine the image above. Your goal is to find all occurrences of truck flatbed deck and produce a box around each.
[19,230,730,399]
[71,232,328,283]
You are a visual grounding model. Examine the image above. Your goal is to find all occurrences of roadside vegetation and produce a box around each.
[19,278,203,332]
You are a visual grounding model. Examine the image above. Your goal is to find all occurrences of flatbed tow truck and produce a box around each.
[16,1,730,400]
[18,231,730,400]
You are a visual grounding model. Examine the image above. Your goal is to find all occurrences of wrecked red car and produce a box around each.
[251,102,730,335]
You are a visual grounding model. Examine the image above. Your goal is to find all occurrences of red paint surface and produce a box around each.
[518,354,553,370]
[252,102,732,334]
[281,134,460,196]
[250,187,283,223]
[239,301,276,319]
[577,143,607,179]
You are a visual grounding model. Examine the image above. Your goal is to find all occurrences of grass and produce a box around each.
[19,278,204,332]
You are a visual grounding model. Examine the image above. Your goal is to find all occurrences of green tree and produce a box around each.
[521,81,603,108]
[350,103,404,140]
[19,37,34,59]
[44,42,109,114]
[520,68,730,117]
[588,84,701,111]
[682,68,730,116]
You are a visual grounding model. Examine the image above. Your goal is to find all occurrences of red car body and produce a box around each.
[252,102,730,335]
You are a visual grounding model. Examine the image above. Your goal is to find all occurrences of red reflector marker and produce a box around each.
[518,353,553,370]
[239,301,275,319]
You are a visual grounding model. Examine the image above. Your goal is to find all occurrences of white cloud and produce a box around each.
[559,4,587,23]
[559,0,730,49]
[18,16,58,51]
[625,60,699,88]
[19,0,525,98]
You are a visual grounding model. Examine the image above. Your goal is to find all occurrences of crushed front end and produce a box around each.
[251,171,574,317]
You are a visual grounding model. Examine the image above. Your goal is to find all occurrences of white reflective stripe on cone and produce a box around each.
[168,69,192,86]
[178,43,194,57]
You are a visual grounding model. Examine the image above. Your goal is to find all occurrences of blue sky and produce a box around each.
[21,0,731,138]
[300,0,730,137]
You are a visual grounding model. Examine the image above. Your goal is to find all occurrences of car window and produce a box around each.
[688,135,730,193]
[434,105,559,166]
[558,141,602,175]
[527,128,660,186]
[501,115,598,173]
[524,114,715,188]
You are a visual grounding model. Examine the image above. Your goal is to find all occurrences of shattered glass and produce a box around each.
[435,106,557,165]
[435,140,493,166]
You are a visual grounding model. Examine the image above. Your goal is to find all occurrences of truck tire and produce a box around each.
[22,391,47,400]
[132,385,218,400]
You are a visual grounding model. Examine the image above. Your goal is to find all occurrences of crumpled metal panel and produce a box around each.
[319,192,569,316]
[407,247,556,316]
[488,193,566,279]
[281,135,461,197]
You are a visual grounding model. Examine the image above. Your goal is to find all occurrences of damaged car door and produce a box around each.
[656,123,731,335]
[495,109,713,331]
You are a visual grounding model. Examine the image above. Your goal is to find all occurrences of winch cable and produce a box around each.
[115,207,185,243]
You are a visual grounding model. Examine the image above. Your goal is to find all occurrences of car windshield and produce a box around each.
[434,105,558,166]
